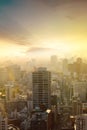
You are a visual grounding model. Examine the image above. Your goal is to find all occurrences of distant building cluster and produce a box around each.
[0,56,87,129]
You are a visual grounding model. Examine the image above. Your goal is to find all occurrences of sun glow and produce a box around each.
[0,40,26,58]
[41,40,72,54]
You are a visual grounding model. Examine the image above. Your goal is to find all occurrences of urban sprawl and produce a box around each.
[0,56,87,130]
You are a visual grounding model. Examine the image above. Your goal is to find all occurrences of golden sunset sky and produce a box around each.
[0,0,87,60]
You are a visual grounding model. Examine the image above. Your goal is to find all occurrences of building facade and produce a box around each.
[0,117,8,130]
[76,114,87,130]
[32,67,51,109]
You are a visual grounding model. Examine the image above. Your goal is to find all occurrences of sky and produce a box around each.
[0,0,87,61]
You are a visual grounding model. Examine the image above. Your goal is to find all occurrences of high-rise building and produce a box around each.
[0,117,8,130]
[72,99,82,116]
[50,55,58,72]
[62,58,68,75]
[72,81,87,102]
[76,114,87,130]
[32,67,51,109]
[51,55,57,65]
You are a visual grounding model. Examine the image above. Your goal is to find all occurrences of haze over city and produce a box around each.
[0,0,87,62]
[1,1,87,130]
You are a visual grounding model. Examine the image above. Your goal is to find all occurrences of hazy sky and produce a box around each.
[0,0,87,61]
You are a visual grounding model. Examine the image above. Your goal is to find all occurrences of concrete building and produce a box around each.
[72,99,82,116]
[72,81,87,102]
[62,58,69,75]
[0,117,8,130]
[76,114,87,130]
[0,68,8,83]
[51,55,57,65]
[32,67,51,109]
[50,55,58,72]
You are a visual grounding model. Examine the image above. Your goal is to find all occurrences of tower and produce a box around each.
[32,67,51,109]
[62,58,68,75]
[51,55,57,65]
[50,55,58,72]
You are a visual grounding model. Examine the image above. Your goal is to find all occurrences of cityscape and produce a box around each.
[0,0,87,130]
[0,56,87,130]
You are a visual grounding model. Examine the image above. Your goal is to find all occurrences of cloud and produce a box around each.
[24,47,60,58]
[0,11,31,45]
[17,40,33,46]
[26,47,57,53]
[0,0,87,47]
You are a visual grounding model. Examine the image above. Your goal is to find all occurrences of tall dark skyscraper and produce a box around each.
[32,67,51,109]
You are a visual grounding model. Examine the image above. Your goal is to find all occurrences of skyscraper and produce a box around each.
[62,58,68,75]
[50,55,58,72]
[51,55,58,65]
[32,67,51,109]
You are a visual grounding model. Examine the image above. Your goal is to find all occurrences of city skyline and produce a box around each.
[0,0,87,61]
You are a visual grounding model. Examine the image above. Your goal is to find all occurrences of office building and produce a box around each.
[51,55,57,65]
[72,81,87,102]
[32,67,51,109]
[72,99,82,116]
[0,117,8,130]
[62,58,69,75]
[76,114,87,130]
[50,55,58,72]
